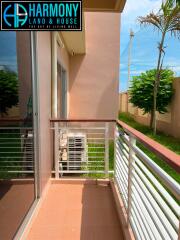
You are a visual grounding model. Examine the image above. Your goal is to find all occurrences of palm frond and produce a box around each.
[138,13,163,32]
[165,5,180,37]
[138,2,180,38]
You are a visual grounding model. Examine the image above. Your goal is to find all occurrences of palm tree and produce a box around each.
[138,0,180,134]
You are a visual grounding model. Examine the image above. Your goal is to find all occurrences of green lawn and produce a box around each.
[119,112,180,183]
[0,130,23,179]
[82,141,114,179]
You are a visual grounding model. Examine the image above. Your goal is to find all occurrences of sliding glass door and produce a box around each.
[0,32,37,240]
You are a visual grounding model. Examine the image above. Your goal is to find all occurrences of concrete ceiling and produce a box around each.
[83,0,126,13]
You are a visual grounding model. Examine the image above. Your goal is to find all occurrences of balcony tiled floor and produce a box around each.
[0,180,34,240]
[27,180,124,240]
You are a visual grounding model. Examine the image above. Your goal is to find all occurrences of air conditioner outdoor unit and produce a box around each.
[59,131,87,171]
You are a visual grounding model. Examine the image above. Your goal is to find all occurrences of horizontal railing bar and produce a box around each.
[0,165,34,168]
[0,141,32,144]
[88,147,105,149]
[131,198,156,240]
[130,212,144,240]
[118,134,130,149]
[116,162,128,190]
[50,119,115,122]
[59,166,104,169]
[0,128,33,130]
[117,138,129,153]
[116,163,128,189]
[51,127,106,130]
[0,156,33,158]
[0,171,34,173]
[0,161,33,163]
[87,138,105,140]
[0,133,32,135]
[52,170,105,173]
[0,138,33,140]
[131,207,149,240]
[0,143,33,145]
[88,152,104,154]
[116,156,128,179]
[131,183,171,239]
[132,174,177,239]
[59,160,104,163]
[134,155,179,216]
[131,192,162,239]
[0,144,32,150]
[115,172,128,208]
[115,176,128,198]
[133,160,179,229]
[115,173,128,197]
[116,144,129,167]
[115,175,128,207]
[117,120,180,172]
[59,147,105,149]
[133,146,180,200]
[116,163,128,184]
[116,141,129,160]
[0,152,33,153]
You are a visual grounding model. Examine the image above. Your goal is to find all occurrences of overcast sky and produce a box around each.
[120,0,180,92]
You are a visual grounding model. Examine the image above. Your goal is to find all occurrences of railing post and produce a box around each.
[105,122,109,178]
[127,134,136,224]
[54,122,59,179]
[114,125,118,179]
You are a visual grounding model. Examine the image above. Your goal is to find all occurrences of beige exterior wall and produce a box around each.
[35,12,121,194]
[119,78,180,138]
[69,12,120,119]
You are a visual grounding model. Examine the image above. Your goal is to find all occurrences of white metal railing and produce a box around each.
[0,127,34,177]
[115,121,180,240]
[50,120,114,177]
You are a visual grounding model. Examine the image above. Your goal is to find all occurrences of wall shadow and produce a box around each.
[0,180,12,199]
[80,182,124,240]
[69,55,85,91]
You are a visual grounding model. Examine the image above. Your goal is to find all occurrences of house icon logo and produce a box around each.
[3,3,28,28]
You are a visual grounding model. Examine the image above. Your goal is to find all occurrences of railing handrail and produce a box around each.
[117,119,180,173]
[50,118,180,172]
[50,118,116,123]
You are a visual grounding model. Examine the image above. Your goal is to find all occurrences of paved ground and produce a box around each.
[27,182,124,240]
[0,180,34,240]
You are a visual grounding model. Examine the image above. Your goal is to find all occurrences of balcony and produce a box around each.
[1,119,179,240]
[23,119,179,240]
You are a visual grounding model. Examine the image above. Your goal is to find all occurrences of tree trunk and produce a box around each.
[152,32,166,135]
[150,109,154,129]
